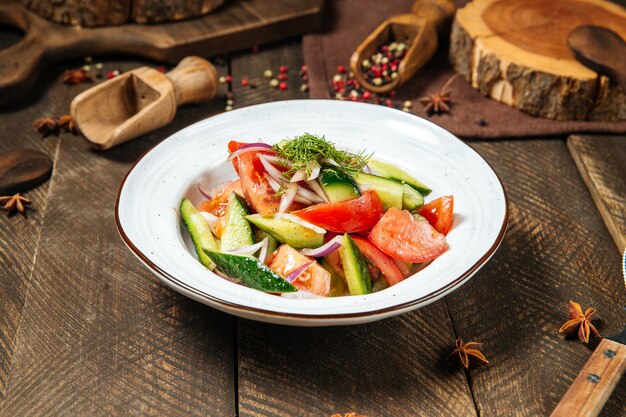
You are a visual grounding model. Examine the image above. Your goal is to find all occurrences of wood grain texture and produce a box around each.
[446,139,626,417]
[450,0,626,121]
[0,0,324,106]
[0,27,67,401]
[0,58,236,416]
[231,40,477,417]
[567,135,626,252]
[551,338,626,417]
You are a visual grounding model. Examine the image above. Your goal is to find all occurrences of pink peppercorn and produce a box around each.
[278,81,287,90]
[388,91,395,98]
[157,66,165,73]
[278,73,287,81]
[241,78,249,87]
[363,91,371,100]
[279,66,288,73]
[337,65,346,74]
[225,75,232,84]
[300,65,308,73]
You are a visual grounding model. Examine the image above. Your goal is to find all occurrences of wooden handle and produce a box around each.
[165,56,218,106]
[551,339,626,417]
[410,0,457,36]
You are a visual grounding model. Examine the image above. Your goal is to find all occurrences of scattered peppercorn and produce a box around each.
[241,78,249,87]
[478,118,488,126]
[337,65,346,74]
[277,73,287,81]
[300,84,309,93]
[360,40,408,87]
[278,81,288,91]
[269,79,279,88]
[279,65,288,73]
[263,69,273,79]
[219,76,226,84]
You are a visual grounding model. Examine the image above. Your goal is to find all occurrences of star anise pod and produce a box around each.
[33,116,61,137]
[559,300,600,343]
[0,193,31,216]
[61,68,93,85]
[448,337,489,369]
[419,74,458,115]
[58,114,79,135]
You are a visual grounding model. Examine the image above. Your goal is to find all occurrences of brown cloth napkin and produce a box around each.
[302,0,626,139]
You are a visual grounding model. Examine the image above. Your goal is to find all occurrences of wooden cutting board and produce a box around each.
[0,0,323,106]
[450,0,626,121]
[567,135,626,252]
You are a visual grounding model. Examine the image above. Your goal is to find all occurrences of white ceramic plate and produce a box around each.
[116,100,508,326]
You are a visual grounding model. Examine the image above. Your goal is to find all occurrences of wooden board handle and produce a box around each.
[165,56,218,106]
[551,339,626,417]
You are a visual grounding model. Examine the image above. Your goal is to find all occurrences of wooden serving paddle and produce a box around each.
[568,25,626,90]
[71,56,217,150]
[349,0,456,94]
[551,255,626,417]
[0,150,53,195]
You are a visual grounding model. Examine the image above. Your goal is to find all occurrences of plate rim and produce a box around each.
[115,99,509,321]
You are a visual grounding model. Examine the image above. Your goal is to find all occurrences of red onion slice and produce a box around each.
[290,168,307,183]
[264,173,281,193]
[278,183,298,213]
[301,235,342,257]
[227,143,273,162]
[285,261,313,283]
[259,154,289,182]
[199,211,219,235]
[306,180,329,203]
[294,195,313,205]
[320,158,339,166]
[257,237,269,263]
[296,185,324,203]
[306,161,321,181]
[197,182,212,200]
[225,238,268,258]
[260,154,287,166]
[276,213,326,234]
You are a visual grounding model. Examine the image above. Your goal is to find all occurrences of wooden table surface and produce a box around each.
[1,33,625,417]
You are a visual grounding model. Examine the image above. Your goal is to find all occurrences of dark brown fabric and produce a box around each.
[302,0,626,139]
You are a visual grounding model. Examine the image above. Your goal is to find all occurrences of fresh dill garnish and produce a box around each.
[273,133,372,175]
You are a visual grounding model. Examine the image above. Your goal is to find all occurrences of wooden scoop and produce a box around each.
[350,0,456,94]
[71,56,218,150]
[568,25,626,90]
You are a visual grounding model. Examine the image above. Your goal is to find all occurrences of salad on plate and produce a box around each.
[180,134,454,298]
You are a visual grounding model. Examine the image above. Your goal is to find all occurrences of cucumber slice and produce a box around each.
[204,250,297,293]
[352,172,403,210]
[180,198,218,269]
[338,234,372,295]
[368,159,431,195]
[247,214,325,248]
[255,229,279,262]
[402,184,424,211]
[318,165,360,203]
[220,192,254,251]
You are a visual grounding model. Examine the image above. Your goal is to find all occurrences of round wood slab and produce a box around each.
[0,149,53,195]
[450,0,626,121]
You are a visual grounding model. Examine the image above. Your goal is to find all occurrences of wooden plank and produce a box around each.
[230,41,477,417]
[230,39,309,109]
[446,139,626,417]
[567,135,626,252]
[0,0,324,105]
[0,29,64,403]
[0,58,236,416]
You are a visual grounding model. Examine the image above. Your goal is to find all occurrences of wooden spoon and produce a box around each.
[0,150,52,195]
[349,0,456,94]
[568,25,626,90]
[70,56,218,150]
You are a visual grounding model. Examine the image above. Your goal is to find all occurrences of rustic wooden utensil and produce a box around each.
[551,254,626,417]
[0,149,53,195]
[70,56,217,150]
[349,0,456,94]
[568,25,626,90]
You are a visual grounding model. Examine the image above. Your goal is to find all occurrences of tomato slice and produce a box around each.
[350,235,404,286]
[417,195,454,235]
[369,207,448,263]
[291,190,385,233]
